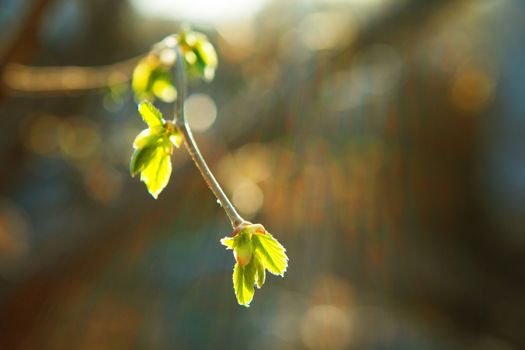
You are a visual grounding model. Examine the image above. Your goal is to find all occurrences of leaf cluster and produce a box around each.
[130,101,181,198]
[221,223,288,307]
[131,29,218,103]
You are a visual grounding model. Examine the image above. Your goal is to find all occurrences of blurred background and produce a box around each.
[0,0,525,349]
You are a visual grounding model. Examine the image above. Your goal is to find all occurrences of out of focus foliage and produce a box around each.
[132,29,218,103]
[130,30,217,198]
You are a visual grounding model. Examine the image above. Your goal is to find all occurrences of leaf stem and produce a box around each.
[171,44,245,228]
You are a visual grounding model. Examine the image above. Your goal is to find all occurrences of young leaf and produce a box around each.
[169,132,182,148]
[132,127,163,149]
[132,55,158,97]
[194,40,218,81]
[151,76,177,102]
[139,146,172,199]
[252,232,288,276]
[132,54,177,103]
[178,30,218,82]
[233,260,256,307]
[222,223,288,306]
[255,257,265,289]
[195,40,218,69]
[220,237,236,249]
[233,230,253,267]
[138,101,164,127]
[130,144,157,177]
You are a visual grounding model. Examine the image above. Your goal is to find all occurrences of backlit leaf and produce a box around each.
[169,132,182,148]
[253,232,288,276]
[233,230,253,267]
[233,259,256,307]
[195,40,218,68]
[255,256,265,289]
[132,55,158,96]
[132,127,163,149]
[138,101,164,128]
[130,144,157,177]
[220,237,236,249]
[223,223,288,306]
[152,77,177,102]
[139,146,172,199]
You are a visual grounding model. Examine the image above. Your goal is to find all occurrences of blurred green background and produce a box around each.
[1,0,525,349]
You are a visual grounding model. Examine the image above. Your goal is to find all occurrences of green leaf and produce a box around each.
[233,260,256,307]
[233,230,253,267]
[152,76,177,102]
[132,55,174,103]
[255,257,265,289]
[222,223,289,306]
[169,132,182,148]
[138,101,164,128]
[139,146,172,199]
[132,127,163,149]
[195,40,218,68]
[130,144,157,177]
[253,232,288,276]
[177,30,218,82]
[194,40,217,81]
[132,56,158,95]
[220,237,236,250]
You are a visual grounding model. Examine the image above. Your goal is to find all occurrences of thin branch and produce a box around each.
[171,44,245,228]
[2,56,141,95]
[0,0,50,66]
[0,0,54,99]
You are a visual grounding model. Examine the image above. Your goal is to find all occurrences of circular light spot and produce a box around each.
[24,114,61,155]
[235,143,272,183]
[159,48,176,66]
[185,94,217,132]
[232,180,264,217]
[301,305,352,350]
[450,67,494,113]
[84,165,123,203]
[58,118,100,159]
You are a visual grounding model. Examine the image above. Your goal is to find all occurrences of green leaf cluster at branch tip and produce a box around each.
[131,29,218,103]
[130,101,181,198]
[221,223,288,307]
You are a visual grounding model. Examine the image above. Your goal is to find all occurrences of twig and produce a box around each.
[171,45,245,228]
[2,56,141,95]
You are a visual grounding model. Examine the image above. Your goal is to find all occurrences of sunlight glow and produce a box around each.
[232,180,264,218]
[129,0,269,23]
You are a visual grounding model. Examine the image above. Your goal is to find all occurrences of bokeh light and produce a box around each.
[300,304,352,350]
[450,65,495,113]
[232,179,264,218]
[58,117,101,160]
[298,10,358,51]
[1,0,524,349]
[129,0,269,23]
[217,143,275,218]
[22,114,61,155]
[185,94,217,132]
